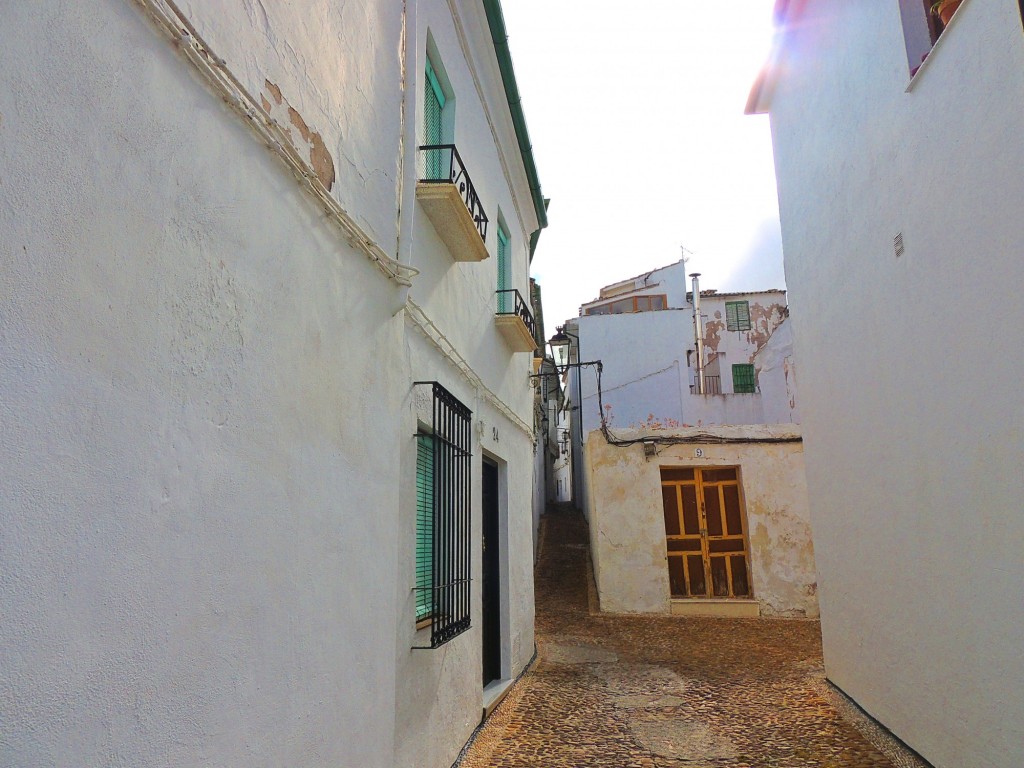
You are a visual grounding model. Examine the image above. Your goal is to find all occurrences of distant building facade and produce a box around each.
[562,259,817,618]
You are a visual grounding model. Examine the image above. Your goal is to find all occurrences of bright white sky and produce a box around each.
[501,1,783,333]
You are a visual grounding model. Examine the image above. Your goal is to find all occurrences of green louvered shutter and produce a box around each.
[497,227,510,313]
[725,300,751,331]
[415,434,435,621]
[424,60,446,180]
[732,364,756,394]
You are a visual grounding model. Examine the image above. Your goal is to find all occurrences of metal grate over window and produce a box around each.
[413,381,473,649]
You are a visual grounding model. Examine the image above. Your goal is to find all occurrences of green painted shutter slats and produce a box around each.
[725,301,751,332]
[426,59,446,109]
[732,364,756,394]
[424,60,445,180]
[415,434,435,620]
[497,227,510,313]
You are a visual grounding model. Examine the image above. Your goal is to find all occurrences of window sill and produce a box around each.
[416,182,489,262]
[495,313,538,353]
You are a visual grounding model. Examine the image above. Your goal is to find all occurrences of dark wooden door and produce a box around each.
[661,466,752,599]
[481,460,501,686]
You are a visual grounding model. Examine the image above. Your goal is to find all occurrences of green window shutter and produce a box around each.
[415,434,435,621]
[424,60,445,179]
[497,227,510,313]
[732,364,756,394]
[725,301,751,332]
[426,59,446,110]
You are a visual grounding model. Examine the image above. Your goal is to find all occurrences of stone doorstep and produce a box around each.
[481,678,514,721]
[669,598,760,618]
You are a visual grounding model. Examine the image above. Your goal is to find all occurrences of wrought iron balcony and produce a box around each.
[495,289,538,353]
[416,144,489,262]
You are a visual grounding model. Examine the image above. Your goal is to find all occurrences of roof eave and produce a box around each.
[482,0,549,260]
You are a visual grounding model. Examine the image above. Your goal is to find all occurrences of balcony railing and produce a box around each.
[494,289,538,352]
[419,144,488,242]
[496,289,536,339]
[690,375,722,395]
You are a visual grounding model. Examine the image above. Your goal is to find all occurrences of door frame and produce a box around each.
[660,465,755,600]
[480,454,509,686]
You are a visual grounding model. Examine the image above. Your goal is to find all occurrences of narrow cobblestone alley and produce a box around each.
[458,506,921,768]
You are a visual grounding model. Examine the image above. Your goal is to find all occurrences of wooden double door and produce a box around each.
[660,466,752,599]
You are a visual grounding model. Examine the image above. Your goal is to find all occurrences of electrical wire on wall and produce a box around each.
[593,363,802,448]
[133,0,420,287]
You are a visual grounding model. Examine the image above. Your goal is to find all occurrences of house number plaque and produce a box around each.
[694,448,704,458]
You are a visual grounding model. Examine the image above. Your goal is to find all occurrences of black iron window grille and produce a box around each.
[496,288,537,340]
[412,381,473,649]
[418,144,489,242]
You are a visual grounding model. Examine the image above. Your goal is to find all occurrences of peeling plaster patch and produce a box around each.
[745,302,787,356]
[287,106,336,190]
[260,80,336,190]
[264,78,283,105]
[704,319,724,353]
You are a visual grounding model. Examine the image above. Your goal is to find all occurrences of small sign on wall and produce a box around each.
[694,448,705,458]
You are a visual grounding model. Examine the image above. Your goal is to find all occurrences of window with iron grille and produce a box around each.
[732,364,757,394]
[413,381,472,649]
[725,301,751,332]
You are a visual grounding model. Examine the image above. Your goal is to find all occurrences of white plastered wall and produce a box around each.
[0,2,404,764]
[584,428,817,618]
[0,1,539,767]
[392,336,536,768]
[753,318,799,424]
[765,0,1024,764]
[391,6,538,761]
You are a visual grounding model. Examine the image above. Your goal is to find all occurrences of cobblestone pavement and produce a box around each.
[457,506,912,768]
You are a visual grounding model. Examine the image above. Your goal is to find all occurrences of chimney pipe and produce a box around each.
[690,273,704,395]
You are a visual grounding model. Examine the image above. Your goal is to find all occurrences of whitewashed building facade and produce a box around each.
[0,2,546,767]
[561,260,817,618]
[748,1,1024,765]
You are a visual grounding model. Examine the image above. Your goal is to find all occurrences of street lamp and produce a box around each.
[531,325,602,509]
[548,325,574,370]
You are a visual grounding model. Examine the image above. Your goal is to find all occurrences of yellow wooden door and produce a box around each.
[660,467,752,599]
